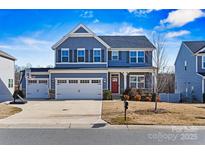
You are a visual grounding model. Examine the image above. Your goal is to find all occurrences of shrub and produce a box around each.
[123,95,130,101]
[157,96,160,102]
[123,88,131,95]
[103,90,112,100]
[135,94,141,101]
[145,96,151,102]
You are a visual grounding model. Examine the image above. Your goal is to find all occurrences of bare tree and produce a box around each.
[152,33,169,112]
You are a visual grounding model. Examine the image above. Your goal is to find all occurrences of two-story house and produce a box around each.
[175,41,205,102]
[20,24,156,100]
[0,50,16,102]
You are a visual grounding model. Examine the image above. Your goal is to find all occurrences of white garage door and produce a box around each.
[26,79,49,99]
[56,78,102,100]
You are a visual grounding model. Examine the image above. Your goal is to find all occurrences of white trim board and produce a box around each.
[49,69,108,73]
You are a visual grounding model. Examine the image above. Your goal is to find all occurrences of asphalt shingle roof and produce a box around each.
[99,36,155,49]
[183,41,205,53]
[0,50,16,61]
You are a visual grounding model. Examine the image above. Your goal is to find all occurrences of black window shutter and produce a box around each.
[90,49,93,62]
[57,50,61,62]
[85,50,89,62]
[119,51,122,60]
[74,50,77,62]
[108,51,112,60]
[69,50,72,62]
[101,49,105,62]
[127,51,130,63]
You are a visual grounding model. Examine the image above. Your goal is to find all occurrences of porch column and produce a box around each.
[123,72,127,90]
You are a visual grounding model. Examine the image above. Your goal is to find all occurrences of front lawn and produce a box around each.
[102,101,205,125]
[0,104,22,119]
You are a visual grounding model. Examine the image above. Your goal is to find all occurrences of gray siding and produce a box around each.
[108,51,152,67]
[175,43,203,102]
[55,63,107,68]
[0,78,13,102]
[55,37,107,68]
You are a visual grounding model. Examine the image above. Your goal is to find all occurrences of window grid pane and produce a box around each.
[112,51,119,60]
[61,50,69,62]
[94,50,101,62]
[78,50,85,62]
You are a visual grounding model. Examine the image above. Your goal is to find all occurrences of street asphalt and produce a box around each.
[0,126,204,145]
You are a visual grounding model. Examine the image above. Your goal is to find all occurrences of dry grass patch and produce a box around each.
[102,101,205,125]
[0,104,22,119]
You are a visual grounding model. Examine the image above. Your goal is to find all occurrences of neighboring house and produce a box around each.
[175,41,205,102]
[0,50,16,102]
[20,24,156,100]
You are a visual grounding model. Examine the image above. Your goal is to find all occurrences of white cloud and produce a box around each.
[93,19,99,23]
[0,44,12,49]
[165,30,190,38]
[16,37,50,46]
[80,11,94,18]
[128,9,160,17]
[111,24,144,35]
[160,9,205,28]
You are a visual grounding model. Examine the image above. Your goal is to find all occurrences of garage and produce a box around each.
[55,78,102,100]
[26,79,49,99]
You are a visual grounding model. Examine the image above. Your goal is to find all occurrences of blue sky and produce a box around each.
[0,9,205,67]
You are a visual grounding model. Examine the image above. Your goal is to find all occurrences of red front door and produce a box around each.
[111,75,119,93]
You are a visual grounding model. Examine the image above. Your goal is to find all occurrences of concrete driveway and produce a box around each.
[0,100,106,128]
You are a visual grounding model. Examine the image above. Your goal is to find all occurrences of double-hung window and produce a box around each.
[77,48,85,62]
[8,79,13,88]
[129,75,145,89]
[202,56,205,69]
[112,51,119,61]
[93,48,101,62]
[130,51,137,63]
[129,51,145,63]
[61,49,69,62]
[138,51,145,63]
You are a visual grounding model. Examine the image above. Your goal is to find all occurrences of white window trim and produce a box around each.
[202,56,205,69]
[77,48,85,63]
[93,48,102,63]
[61,48,69,62]
[129,50,145,63]
[129,75,145,89]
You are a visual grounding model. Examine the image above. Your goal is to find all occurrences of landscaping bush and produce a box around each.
[103,90,112,100]
[135,94,141,101]
[123,95,130,101]
[146,96,152,102]
[157,95,160,102]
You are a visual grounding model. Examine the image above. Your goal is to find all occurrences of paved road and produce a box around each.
[0,127,204,145]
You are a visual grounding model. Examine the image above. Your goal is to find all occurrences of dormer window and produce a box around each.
[112,51,119,61]
[61,48,69,62]
[184,60,187,70]
[93,48,101,62]
[202,56,205,69]
[77,48,85,62]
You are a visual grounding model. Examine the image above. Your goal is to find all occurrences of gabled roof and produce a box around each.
[99,36,155,49]
[0,50,16,61]
[52,24,110,49]
[183,41,205,53]
[52,24,155,50]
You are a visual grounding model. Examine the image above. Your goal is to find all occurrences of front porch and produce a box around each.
[107,67,156,95]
